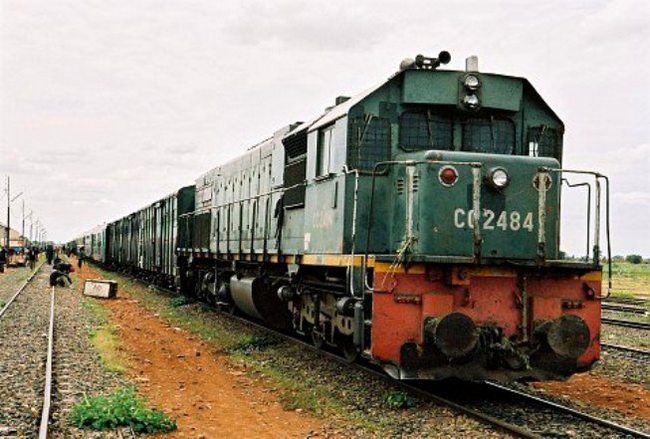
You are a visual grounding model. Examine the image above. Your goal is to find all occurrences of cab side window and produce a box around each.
[347,115,391,171]
[317,125,334,176]
[527,126,562,161]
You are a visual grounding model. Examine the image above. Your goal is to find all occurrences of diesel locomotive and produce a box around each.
[72,52,611,382]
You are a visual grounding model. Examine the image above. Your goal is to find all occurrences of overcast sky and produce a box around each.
[1,0,648,257]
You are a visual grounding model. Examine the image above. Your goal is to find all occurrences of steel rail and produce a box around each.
[601,343,650,357]
[39,286,55,439]
[602,318,650,330]
[602,304,648,315]
[0,262,44,320]
[603,297,649,306]
[485,382,650,438]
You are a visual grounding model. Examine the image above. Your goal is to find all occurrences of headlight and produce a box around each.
[464,74,480,90]
[489,168,509,189]
[463,94,480,109]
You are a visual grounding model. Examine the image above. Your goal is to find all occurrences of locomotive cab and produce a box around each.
[336,54,606,381]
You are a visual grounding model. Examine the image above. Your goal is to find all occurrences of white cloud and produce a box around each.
[614,191,650,206]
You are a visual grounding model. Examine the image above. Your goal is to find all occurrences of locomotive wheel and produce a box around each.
[311,330,325,349]
[339,337,358,363]
[219,302,236,315]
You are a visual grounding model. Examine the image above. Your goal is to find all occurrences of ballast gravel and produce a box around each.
[0,265,138,438]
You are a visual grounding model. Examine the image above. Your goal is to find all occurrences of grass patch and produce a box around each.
[83,299,128,374]
[169,295,194,307]
[0,266,33,292]
[70,385,176,433]
[604,262,650,299]
[384,390,417,409]
[227,334,280,354]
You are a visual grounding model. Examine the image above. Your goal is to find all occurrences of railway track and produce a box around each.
[602,303,648,315]
[119,274,536,438]
[602,317,650,330]
[0,264,56,438]
[602,342,650,358]
[211,304,540,438]
[604,297,649,306]
[0,262,44,319]
[195,300,650,438]
[479,382,650,438]
[115,271,649,439]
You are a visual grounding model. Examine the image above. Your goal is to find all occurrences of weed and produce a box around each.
[70,386,176,433]
[82,298,127,373]
[384,390,417,409]
[229,335,279,354]
[169,295,194,307]
[199,303,215,313]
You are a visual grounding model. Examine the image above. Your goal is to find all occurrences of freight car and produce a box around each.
[105,186,195,287]
[72,224,107,263]
[79,52,611,382]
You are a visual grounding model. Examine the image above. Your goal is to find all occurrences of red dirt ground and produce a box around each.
[533,373,650,420]
[75,264,324,438]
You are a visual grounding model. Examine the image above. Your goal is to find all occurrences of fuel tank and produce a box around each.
[229,275,291,330]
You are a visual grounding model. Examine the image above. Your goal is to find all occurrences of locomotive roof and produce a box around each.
[284,69,562,139]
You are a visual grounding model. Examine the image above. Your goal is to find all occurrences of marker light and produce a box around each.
[464,74,480,90]
[439,166,459,187]
[489,168,509,189]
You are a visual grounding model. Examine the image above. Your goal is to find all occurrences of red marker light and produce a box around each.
[439,166,459,187]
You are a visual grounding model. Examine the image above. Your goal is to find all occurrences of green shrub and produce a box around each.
[384,390,416,409]
[70,386,176,433]
[626,254,643,264]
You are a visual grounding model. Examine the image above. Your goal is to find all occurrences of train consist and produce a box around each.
[71,52,611,382]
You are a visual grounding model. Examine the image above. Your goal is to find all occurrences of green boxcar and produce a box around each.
[106,186,194,286]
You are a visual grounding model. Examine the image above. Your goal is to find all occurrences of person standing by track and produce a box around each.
[0,246,6,273]
[27,246,37,270]
[46,245,54,265]
[77,248,85,270]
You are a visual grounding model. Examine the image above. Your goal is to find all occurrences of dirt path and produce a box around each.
[76,266,324,438]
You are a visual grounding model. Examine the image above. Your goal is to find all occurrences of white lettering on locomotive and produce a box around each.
[453,208,534,232]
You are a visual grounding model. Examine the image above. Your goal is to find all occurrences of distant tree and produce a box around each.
[612,255,625,262]
[558,250,568,260]
[625,254,643,264]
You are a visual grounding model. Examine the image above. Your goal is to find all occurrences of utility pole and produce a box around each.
[5,176,9,248]
[22,199,25,245]
[35,219,40,246]
[26,210,33,244]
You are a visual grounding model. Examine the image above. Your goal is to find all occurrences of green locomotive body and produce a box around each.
[82,52,608,381]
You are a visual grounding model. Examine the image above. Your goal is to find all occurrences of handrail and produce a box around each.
[561,179,591,261]
[180,180,308,217]
[540,167,612,297]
